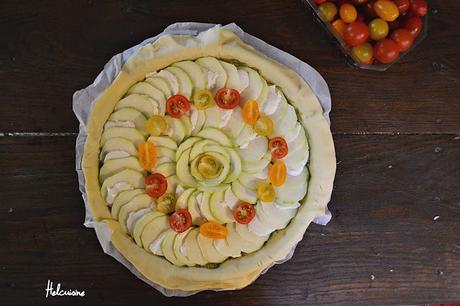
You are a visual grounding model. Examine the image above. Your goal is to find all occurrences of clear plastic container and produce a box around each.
[302,0,428,71]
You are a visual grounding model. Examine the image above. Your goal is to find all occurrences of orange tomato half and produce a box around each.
[138,141,157,171]
[199,222,228,239]
[268,160,287,187]
[242,100,260,125]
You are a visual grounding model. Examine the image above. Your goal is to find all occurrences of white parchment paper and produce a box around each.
[73,22,332,297]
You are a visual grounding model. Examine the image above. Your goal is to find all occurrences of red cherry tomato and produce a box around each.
[269,137,289,159]
[145,173,168,198]
[314,0,327,4]
[214,88,240,109]
[344,21,369,46]
[233,202,256,224]
[166,95,190,118]
[169,209,192,233]
[410,0,428,17]
[390,28,414,52]
[403,16,423,38]
[374,39,400,64]
[393,0,410,14]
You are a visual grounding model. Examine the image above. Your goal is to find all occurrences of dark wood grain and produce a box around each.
[1,0,459,134]
[1,135,459,305]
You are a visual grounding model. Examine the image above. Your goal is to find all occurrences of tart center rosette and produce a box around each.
[98,57,310,267]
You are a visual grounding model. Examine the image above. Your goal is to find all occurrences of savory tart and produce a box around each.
[83,27,336,291]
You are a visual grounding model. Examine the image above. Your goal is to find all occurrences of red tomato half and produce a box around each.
[169,209,192,233]
[214,88,240,109]
[166,95,190,118]
[344,22,369,46]
[390,28,414,52]
[403,16,423,38]
[145,173,168,198]
[233,202,256,224]
[374,39,400,64]
[410,0,428,17]
[269,137,289,159]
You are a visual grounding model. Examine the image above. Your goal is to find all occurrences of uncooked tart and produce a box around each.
[82,27,336,291]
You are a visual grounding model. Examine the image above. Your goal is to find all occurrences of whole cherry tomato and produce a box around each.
[343,21,369,46]
[368,18,389,40]
[373,0,399,22]
[332,19,347,38]
[390,28,414,52]
[352,42,374,63]
[319,2,338,21]
[410,0,428,17]
[374,39,400,63]
[403,16,423,38]
[393,0,410,14]
[340,3,358,23]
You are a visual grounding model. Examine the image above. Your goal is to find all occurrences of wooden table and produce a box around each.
[2,1,459,305]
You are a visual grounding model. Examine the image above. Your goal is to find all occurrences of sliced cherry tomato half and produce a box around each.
[253,115,274,136]
[169,208,192,233]
[138,141,157,171]
[257,181,276,202]
[214,88,240,109]
[193,89,215,110]
[199,221,228,239]
[145,173,168,198]
[166,94,190,118]
[269,160,287,187]
[146,115,168,136]
[233,202,256,224]
[269,136,289,159]
[242,99,260,125]
[156,193,176,214]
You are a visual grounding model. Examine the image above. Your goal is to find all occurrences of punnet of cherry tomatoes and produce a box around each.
[304,0,428,71]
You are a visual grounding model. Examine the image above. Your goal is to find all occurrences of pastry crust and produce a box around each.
[83,27,336,291]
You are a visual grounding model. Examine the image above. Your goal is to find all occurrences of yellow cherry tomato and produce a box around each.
[193,89,215,110]
[332,19,347,38]
[138,141,157,171]
[268,160,287,187]
[257,181,276,202]
[373,0,399,22]
[253,115,273,136]
[352,42,374,63]
[339,3,358,23]
[200,222,227,239]
[368,18,389,40]
[319,2,337,22]
[146,115,168,136]
[242,99,260,125]
[156,193,176,214]
[197,155,222,179]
